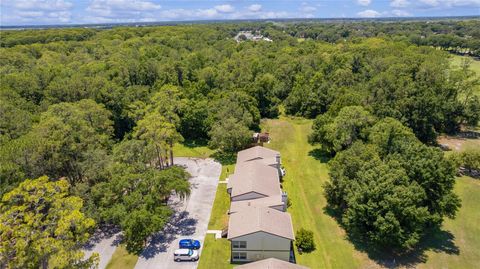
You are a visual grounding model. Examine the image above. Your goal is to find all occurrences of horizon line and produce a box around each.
[1,15,479,30]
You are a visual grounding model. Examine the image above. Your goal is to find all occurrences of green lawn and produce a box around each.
[451,54,480,96]
[208,164,233,230]
[198,235,235,269]
[418,176,480,269]
[262,117,365,268]
[173,140,214,158]
[260,117,480,269]
[105,244,138,269]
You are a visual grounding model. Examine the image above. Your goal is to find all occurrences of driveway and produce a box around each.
[134,157,222,269]
[83,227,122,269]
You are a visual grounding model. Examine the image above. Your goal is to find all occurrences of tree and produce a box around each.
[135,111,183,169]
[309,106,374,153]
[394,143,460,223]
[325,140,460,251]
[368,117,417,157]
[0,176,98,269]
[208,118,251,153]
[342,159,429,250]
[89,164,190,254]
[27,99,113,184]
[295,228,316,253]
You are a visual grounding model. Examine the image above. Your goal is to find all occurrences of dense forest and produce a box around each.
[1,20,479,267]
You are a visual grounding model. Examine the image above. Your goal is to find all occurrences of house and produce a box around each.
[237,146,281,170]
[229,194,287,214]
[228,207,294,263]
[234,258,309,269]
[227,161,281,201]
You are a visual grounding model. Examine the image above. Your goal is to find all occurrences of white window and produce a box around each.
[232,241,247,248]
[232,252,247,260]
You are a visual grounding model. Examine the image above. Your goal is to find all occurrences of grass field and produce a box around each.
[451,54,480,97]
[105,245,138,269]
[260,117,480,269]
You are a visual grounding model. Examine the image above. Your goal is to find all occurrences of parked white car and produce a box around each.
[174,249,199,262]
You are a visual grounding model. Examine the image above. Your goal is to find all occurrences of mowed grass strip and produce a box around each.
[105,244,138,269]
[208,164,233,230]
[262,117,480,269]
[198,234,235,269]
[450,54,480,97]
[418,177,480,269]
[262,117,364,269]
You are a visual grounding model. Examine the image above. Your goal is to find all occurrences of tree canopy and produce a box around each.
[0,176,97,269]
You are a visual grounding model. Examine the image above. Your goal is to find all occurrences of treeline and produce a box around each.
[0,28,97,47]
[281,20,480,56]
[0,22,479,264]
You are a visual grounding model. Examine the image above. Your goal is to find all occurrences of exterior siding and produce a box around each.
[232,250,290,262]
[230,231,292,262]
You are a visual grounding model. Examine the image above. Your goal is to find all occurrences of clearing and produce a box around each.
[260,117,480,269]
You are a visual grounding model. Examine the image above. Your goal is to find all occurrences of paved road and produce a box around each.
[83,228,122,269]
[134,157,222,269]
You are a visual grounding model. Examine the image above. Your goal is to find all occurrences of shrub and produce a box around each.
[295,228,316,253]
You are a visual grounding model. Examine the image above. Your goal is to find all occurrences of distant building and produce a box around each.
[234,31,273,42]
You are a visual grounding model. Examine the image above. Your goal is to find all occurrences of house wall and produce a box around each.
[232,250,290,262]
[231,192,266,202]
[230,231,292,262]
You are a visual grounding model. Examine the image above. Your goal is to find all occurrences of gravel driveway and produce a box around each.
[134,157,222,269]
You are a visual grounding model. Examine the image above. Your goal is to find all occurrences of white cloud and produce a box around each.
[442,0,480,7]
[357,0,372,6]
[419,0,439,6]
[214,4,235,13]
[10,0,73,11]
[391,0,410,8]
[248,4,262,12]
[1,0,73,24]
[357,9,381,17]
[85,0,161,22]
[300,2,317,13]
[417,0,480,7]
[391,9,411,16]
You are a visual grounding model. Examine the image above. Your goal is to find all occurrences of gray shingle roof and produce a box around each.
[229,195,284,214]
[237,146,280,164]
[228,161,281,198]
[227,207,294,240]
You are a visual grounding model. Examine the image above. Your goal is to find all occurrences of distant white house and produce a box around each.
[234,31,273,43]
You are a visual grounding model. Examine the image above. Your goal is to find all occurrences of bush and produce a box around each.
[295,228,316,253]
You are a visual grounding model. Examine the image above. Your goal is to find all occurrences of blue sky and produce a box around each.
[1,0,479,26]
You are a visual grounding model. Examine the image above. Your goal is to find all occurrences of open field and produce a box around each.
[450,54,480,97]
[438,135,480,152]
[261,117,480,269]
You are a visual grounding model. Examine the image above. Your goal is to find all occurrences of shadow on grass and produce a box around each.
[323,206,460,268]
[308,148,333,163]
[182,139,209,148]
[211,152,237,166]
